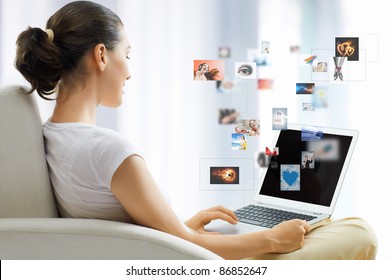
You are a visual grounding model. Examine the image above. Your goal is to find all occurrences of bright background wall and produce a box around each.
[0,0,390,259]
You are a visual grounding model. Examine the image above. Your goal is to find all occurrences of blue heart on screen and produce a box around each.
[283,171,298,186]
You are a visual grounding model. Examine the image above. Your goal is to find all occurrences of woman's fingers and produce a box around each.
[302,220,311,233]
[205,205,238,221]
[201,210,238,225]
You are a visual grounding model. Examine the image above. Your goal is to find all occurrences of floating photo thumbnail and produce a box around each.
[301,126,324,141]
[301,151,315,169]
[296,83,315,94]
[312,61,328,72]
[247,49,272,66]
[194,60,224,81]
[281,164,300,191]
[335,37,359,61]
[232,133,248,150]
[210,166,240,184]
[261,41,270,54]
[219,108,239,124]
[216,80,234,93]
[235,119,260,136]
[218,47,231,58]
[257,152,270,168]
[307,139,339,161]
[235,62,257,79]
[302,103,315,111]
[258,79,274,90]
[272,108,287,130]
[265,147,279,156]
[313,87,328,108]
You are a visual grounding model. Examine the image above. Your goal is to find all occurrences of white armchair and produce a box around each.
[0,85,222,260]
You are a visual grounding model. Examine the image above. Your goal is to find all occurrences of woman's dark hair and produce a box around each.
[205,68,220,80]
[198,63,206,71]
[15,1,123,100]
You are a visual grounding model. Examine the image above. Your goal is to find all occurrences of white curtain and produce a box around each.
[116,0,262,217]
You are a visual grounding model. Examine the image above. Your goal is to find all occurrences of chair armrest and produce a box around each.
[0,218,223,260]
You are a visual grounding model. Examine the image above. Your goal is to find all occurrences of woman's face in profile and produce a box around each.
[99,27,131,107]
[201,64,209,73]
[249,120,257,128]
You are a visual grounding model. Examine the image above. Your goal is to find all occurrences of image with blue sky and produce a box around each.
[231,133,247,150]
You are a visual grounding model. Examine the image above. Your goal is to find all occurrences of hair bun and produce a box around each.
[15,26,62,99]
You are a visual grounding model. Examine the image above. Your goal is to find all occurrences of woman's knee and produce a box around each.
[339,217,378,259]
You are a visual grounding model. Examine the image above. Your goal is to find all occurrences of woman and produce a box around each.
[302,154,314,169]
[15,1,376,260]
[194,63,208,80]
[239,135,247,150]
[194,62,220,81]
[248,119,260,136]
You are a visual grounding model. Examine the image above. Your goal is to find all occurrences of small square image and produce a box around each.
[310,50,332,82]
[258,79,274,90]
[302,103,315,111]
[247,49,272,66]
[218,47,231,58]
[304,55,317,65]
[301,126,324,141]
[232,133,248,150]
[281,164,300,191]
[210,167,239,184]
[290,45,301,53]
[235,62,257,79]
[307,139,339,161]
[335,37,359,61]
[296,83,315,94]
[265,147,279,156]
[216,80,234,93]
[331,56,347,81]
[200,158,254,191]
[261,41,270,54]
[219,108,239,124]
[257,152,270,168]
[312,61,328,72]
[301,151,315,169]
[313,87,328,108]
[299,54,315,66]
[194,60,225,81]
[269,160,279,169]
[272,108,287,130]
[235,119,260,136]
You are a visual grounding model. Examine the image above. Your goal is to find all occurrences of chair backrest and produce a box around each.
[0,85,58,218]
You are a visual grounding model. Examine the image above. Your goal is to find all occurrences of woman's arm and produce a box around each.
[110,155,189,238]
[111,155,309,260]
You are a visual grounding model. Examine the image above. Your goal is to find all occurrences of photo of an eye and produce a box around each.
[237,64,253,76]
[235,62,256,79]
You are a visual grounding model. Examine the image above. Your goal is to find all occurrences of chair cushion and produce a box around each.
[0,85,58,218]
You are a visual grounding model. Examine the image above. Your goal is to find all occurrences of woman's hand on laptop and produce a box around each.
[267,219,310,253]
[185,205,238,234]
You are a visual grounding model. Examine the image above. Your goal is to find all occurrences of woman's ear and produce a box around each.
[93,43,108,72]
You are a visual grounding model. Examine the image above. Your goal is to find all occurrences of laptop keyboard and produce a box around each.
[234,204,317,228]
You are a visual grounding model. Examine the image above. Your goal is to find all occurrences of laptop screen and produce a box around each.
[259,128,353,207]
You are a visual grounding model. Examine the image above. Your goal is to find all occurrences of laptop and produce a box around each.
[205,123,358,234]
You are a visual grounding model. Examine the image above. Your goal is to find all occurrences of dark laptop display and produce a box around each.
[260,129,353,207]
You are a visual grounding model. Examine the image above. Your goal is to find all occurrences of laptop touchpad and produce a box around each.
[205,220,267,235]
